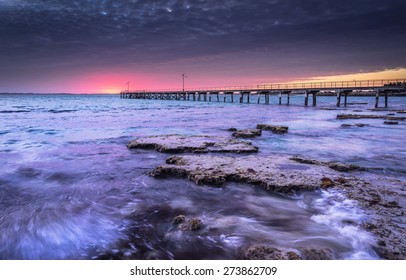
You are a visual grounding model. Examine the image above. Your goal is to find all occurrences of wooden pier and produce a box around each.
[120,79,406,108]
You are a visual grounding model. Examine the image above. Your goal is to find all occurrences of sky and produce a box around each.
[0,0,405,93]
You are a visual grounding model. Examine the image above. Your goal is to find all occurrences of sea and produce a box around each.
[0,94,405,260]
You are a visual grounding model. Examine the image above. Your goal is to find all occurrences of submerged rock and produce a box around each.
[127,135,258,154]
[341,123,369,127]
[256,124,289,134]
[384,121,399,125]
[150,154,348,194]
[227,127,238,132]
[337,114,405,121]
[232,128,262,138]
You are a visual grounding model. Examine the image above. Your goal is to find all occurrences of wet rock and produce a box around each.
[397,110,406,114]
[190,218,203,231]
[321,177,334,188]
[286,251,302,260]
[232,128,262,138]
[327,162,361,172]
[127,135,258,154]
[386,113,395,116]
[177,217,203,231]
[384,121,399,125]
[341,123,369,127]
[300,247,334,260]
[243,246,286,260]
[337,114,405,121]
[150,154,343,194]
[227,127,238,132]
[256,124,288,134]
[173,215,186,224]
[290,156,362,172]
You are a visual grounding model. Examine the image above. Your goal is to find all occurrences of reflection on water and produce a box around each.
[0,94,405,259]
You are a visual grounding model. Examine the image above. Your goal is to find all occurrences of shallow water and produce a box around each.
[0,94,405,259]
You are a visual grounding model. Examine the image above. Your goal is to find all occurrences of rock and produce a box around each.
[386,113,395,116]
[337,114,405,121]
[300,247,334,260]
[290,156,362,172]
[232,128,262,138]
[177,217,203,231]
[149,154,344,194]
[256,124,289,134]
[397,110,406,114]
[189,218,203,231]
[384,121,398,125]
[127,135,258,154]
[227,127,238,132]
[321,177,334,188]
[243,246,285,260]
[242,245,329,260]
[341,123,369,127]
[173,215,186,224]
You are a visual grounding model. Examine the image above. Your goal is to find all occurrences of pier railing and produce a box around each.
[127,78,406,93]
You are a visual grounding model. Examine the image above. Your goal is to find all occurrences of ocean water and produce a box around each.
[0,94,405,260]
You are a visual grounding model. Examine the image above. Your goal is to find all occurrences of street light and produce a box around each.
[182,73,188,92]
[126,81,130,92]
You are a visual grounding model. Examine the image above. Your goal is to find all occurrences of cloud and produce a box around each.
[0,0,405,91]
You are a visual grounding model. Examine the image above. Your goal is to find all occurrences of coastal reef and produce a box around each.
[127,135,258,153]
[149,154,355,193]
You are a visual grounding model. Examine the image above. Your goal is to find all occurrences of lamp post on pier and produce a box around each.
[182,73,187,92]
[126,81,130,92]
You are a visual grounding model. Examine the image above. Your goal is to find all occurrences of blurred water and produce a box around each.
[0,94,405,259]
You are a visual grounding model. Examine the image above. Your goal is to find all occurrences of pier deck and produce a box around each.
[120,79,406,108]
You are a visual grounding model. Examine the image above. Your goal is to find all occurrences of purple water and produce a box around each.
[0,94,405,259]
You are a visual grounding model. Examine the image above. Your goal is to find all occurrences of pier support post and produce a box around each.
[247,93,250,103]
[385,92,388,108]
[279,92,282,105]
[240,94,243,103]
[231,93,234,103]
[344,93,348,107]
[287,93,290,105]
[305,91,309,106]
[204,93,207,102]
[209,94,212,102]
[375,90,380,108]
[312,92,316,106]
[266,93,269,104]
[217,93,219,102]
[336,90,341,107]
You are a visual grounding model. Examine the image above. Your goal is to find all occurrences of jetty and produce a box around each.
[120,79,406,108]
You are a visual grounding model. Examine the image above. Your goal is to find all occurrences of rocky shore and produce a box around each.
[127,131,406,260]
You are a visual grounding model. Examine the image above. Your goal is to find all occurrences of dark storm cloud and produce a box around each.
[0,0,405,80]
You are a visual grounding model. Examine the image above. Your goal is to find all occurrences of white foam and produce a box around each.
[310,190,378,259]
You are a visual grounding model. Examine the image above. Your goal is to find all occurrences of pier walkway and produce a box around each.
[120,79,406,108]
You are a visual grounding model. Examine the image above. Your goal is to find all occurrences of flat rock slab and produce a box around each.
[256,124,288,134]
[127,135,258,153]
[150,154,348,194]
[232,128,262,138]
[337,114,405,121]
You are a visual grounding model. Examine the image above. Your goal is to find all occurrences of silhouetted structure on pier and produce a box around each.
[120,79,406,108]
